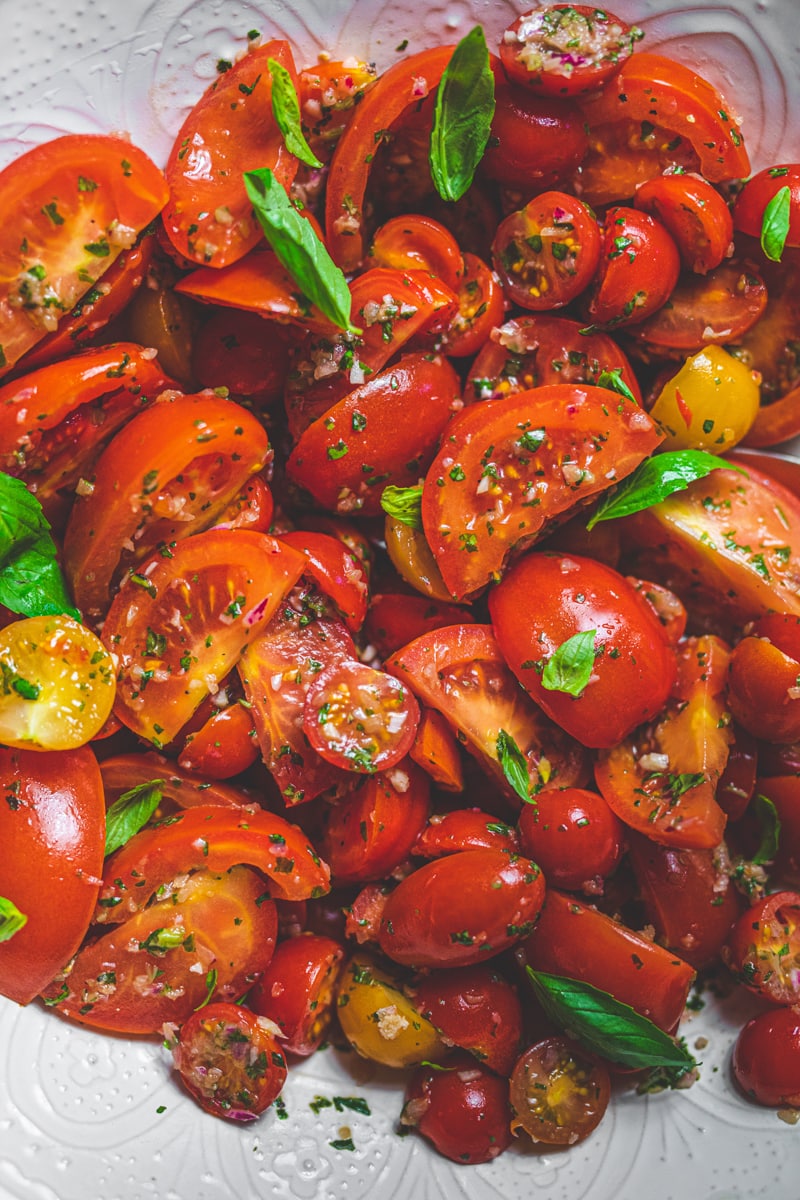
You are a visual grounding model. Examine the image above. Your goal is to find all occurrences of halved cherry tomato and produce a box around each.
[413,810,520,859]
[630,263,767,356]
[191,308,291,404]
[634,172,734,273]
[95,803,330,922]
[384,515,455,603]
[215,475,274,534]
[42,867,277,1032]
[410,964,523,1075]
[173,1000,287,1120]
[420,383,661,601]
[102,530,306,745]
[442,253,505,358]
[509,1036,611,1145]
[249,933,345,1056]
[0,134,169,373]
[279,531,368,632]
[734,165,800,249]
[402,1052,514,1164]
[163,42,299,268]
[492,190,600,311]
[0,745,105,1005]
[336,951,446,1068]
[724,891,800,1005]
[177,701,259,780]
[364,592,473,659]
[366,214,464,292]
[586,206,680,327]
[409,708,465,792]
[517,787,624,891]
[727,615,800,743]
[500,5,642,97]
[64,392,272,617]
[481,82,588,189]
[124,278,197,386]
[733,1007,800,1107]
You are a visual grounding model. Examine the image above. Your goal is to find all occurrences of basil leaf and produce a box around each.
[753,793,781,865]
[380,484,423,529]
[526,968,698,1071]
[596,367,636,404]
[268,57,323,169]
[541,629,596,697]
[0,473,80,620]
[0,896,27,943]
[761,184,791,263]
[243,168,356,332]
[429,25,495,202]
[586,449,744,531]
[104,779,164,856]
[496,728,533,804]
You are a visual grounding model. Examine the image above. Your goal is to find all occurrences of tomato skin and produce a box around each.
[517,787,624,891]
[410,708,465,792]
[443,253,506,358]
[587,206,680,328]
[481,82,589,189]
[279,531,368,632]
[163,42,299,268]
[402,1052,514,1164]
[519,889,696,1032]
[634,173,734,274]
[0,134,169,373]
[249,933,345,1056]
[492,191,601,311]
[0,746,105,1005]
[364,592,473,660]
[734,165,800,249]
[500,5,641,97]
[716,725,758,822]
[215,475,274,535]
[191,308,291,403]
[378,848,545,968]
[752,776,800,885]
[727,614,800,743]
[410,965,524,1076]
[414,810,520,860]
[630,263,767,357]
[177,701,259,780]
[94,804,331,923]
[366,214,464,293]
[173,1001,287,1120]
[99,751,250,812]
[724,892,800,1006]
[509,1036,611,1145]
[489,552,677,749]
[732,1007,800,1107]
[421,383,661,602]
[336,951,447,1068]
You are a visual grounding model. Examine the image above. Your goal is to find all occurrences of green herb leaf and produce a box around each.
[268,57,323,169]
[526,968,698,1071]
[541,629,596,697]
[429,26,495,202]
[380,484,423,529]
[760,185,791,263]
[586,450,744,531]
[0,473,80,619]
[496,728,533,804]
[243,168,356,332]
[194,967,218,1010]
[104,779,164,856]
[596,367,636,404]
[0,896,27,943]
[753,793,781,865]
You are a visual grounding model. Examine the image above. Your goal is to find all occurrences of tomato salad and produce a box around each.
[0,2,799,1157]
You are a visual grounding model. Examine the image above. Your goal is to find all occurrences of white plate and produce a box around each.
[0,1,798,1197]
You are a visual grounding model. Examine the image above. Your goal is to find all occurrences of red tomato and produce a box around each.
[402,1052,514,1163]
[629,261,767,355]
[177,701,259,780]
[378,848,545,968]
[163,42,299,268]
[420,382,661,601]
[0,746,105,1005]
[500,5,642,97]
[626,577,687,646]
[249,933,345,1056]
[102,530,306,745]
[490,552,676,749]
[98,751,249,812]
[517,787,624,890]
[724,891,800,1005]
[410,965,523,1075]
[173,1000,287,1120]
[753,776,800,885]
[442,253,506,358]
[586,206,680,328]
[492,190,600,311]
[715,725,758,822]
[41,867,277,1033]
[191,308,291,403]
[520,889,696,1032]
[481,82,588,189]
[279,531,368,632]
[366,214,464,292]
[287,352,461,517]
[732,1007,800,1107]
[509,1036,611,1144]
[409,707,465,793]
[63,392,272,618]
[727,614,800,743]
[95,804,330,922]
[215,475,274,535]
[364,592,472,660]
[413,810,520,859]
[634,172,734,273]
[0,134,169,373]
[322,762,430,885]
[734,165,800,249]
[387,624,590,804]
[297,59,378,166]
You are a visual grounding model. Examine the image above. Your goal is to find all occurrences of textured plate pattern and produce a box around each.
[0,0,799,1197]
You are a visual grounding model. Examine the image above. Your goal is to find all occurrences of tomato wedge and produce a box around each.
[0,134,169,374]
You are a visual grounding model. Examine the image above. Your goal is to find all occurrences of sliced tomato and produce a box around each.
[492,191,601,311]
[102,529,306,745]
[98,751,250,811]
[41,868,277,1033]
[442,252,505,359]
[163,42,299,268]
[63,392,272,617]
[411,964,523,1076]
[634,172,734,274]
[177,701,259,780]
[279,531,368,631]
[409,707,465,792]
[0,134,169,374]
[500,5,642,97]
[727,618,800,744]
[413,810,520,859]
[509,1037,611,1145]
[298,60,378,165]
[191,308,292,404]
[725,891,800,1005]
[365,592,473,660]
[586,205,680,328]
[366,214,464,292]
[249,933,346,1056]
[629,261,767,355]
[384,515,457,603]
[420,383,661,601]
[215,475,274,534]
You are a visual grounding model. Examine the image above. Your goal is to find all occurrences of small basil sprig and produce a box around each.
[104,779,164,856]
[761,185,791,262]
[243,168,357,332]
[752,793,781,865]
[496,728,533,804]
[268,57,323,169]
[0,896,27,943]
[586,449,744,531]
[541,629,596,697]
[380,484,423,529]
[0,473,79,620]
[527,968,698,1072]
[429,25,495,202]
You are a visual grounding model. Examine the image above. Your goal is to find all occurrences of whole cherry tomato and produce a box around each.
[401,1052,514,1164]
[482,82,588,189]
[517,786,624,890]
[732,1007,800,1107]
[734,164,800,249]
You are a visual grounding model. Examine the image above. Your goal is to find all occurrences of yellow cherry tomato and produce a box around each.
[0,615,116,749]
[336,952,446,1068]
[650,345,760,454]
[384,515,456,602]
